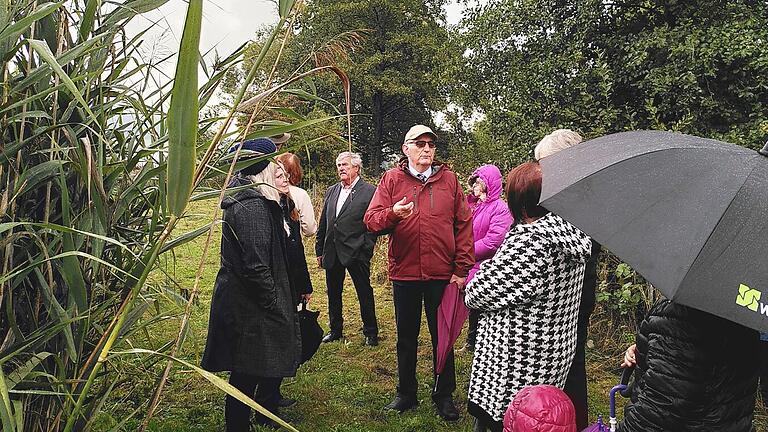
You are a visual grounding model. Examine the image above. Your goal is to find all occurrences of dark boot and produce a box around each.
[473,417,487,432]
[253,414,279,430]
[253,377,282,429]
[433,396,460,421]
[384,394,418,413]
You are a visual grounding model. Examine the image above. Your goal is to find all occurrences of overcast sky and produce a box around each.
[125,0,466,73]
[124,1,471,127]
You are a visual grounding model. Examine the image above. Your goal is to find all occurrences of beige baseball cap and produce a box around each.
[404,124,438,143]
[270,132,291,145]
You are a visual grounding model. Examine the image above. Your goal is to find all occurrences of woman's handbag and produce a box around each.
[298,300,323,364]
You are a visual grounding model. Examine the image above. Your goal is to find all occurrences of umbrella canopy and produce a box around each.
[436,282,468,374]
[539,130,768,332]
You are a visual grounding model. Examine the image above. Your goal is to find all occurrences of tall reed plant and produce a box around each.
[0,0,350,430]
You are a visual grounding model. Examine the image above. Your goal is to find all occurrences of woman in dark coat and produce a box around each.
[275,161,313,305]
[201,138,301,431]
[274,160,313,409]
[619,299,759,432]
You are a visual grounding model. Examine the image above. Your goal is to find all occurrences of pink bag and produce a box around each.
[503,385,576,432]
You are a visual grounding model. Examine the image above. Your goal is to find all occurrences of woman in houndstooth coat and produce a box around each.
[465,162,592,432]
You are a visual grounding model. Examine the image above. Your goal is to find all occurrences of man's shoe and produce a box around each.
[253,418,280,430]
[277,397,297,408]
[384,394,418,413]
[433,397,460,421]
[253,413,280,430]
[322,332,342,343]
[364,335,379,346]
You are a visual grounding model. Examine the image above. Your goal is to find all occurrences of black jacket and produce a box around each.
[201,177,301,377]
[620,300,759,432]
[315,178,377,268]
[280,194,312,299]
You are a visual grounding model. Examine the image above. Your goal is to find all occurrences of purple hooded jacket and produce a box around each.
[466,164,513,282]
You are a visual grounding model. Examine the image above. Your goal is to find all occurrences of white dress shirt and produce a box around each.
[408,164,433,182]
[336,176,360,216]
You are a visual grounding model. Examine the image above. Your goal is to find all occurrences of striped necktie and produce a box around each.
[416,173,427,184]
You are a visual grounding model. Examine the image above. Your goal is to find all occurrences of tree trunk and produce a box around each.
[371,91,384,173]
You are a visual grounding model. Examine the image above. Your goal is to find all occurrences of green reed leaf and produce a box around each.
[166,0,202,216]
[27,39,99,125]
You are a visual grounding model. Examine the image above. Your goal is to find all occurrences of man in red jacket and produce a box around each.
[364,124,474,421]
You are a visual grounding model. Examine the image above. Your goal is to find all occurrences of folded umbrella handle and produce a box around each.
[619,366,634,397]
[609,366,635,420]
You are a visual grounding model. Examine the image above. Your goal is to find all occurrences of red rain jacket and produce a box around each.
[503,385,577,432]
[364,158,474,281]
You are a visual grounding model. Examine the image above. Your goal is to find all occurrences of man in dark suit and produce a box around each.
[316,151,379,346]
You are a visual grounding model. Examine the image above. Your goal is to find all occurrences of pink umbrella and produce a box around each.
[436,282,469,374]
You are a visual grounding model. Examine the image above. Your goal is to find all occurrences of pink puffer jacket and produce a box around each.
[503,385,577,432]
[466,164,513,282]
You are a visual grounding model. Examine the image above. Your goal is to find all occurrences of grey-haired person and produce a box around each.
[364,125,474,422]
[534,129,601,430]
[315,151,379,346]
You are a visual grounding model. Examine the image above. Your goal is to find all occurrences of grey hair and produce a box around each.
[246,162,281,203]
[534,129,583,160]
[336,151,363,171]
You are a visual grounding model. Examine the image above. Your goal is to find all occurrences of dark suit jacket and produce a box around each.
[315,178,377,269]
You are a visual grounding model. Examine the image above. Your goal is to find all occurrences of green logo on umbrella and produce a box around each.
[736,284,761,312]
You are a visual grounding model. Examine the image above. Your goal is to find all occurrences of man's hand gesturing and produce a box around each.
[393,196,414,219]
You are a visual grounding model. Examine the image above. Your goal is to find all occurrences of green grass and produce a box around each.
[95,200,768,431]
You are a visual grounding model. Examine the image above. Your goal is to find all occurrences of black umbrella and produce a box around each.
[539,130,768,332]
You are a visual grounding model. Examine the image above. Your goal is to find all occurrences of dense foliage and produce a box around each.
[1,1,186,429]
[225,0,457,175]
[293,0,459,172]
[451,0,768,172]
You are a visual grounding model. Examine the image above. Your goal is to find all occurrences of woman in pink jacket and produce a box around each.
[465,164,513,351]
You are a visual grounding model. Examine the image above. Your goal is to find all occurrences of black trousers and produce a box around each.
[226,372,282,432]
[760,339,768,406]
[466,309,479,348]
[563,311,590,430]
[325,257,378,337]
[392,280,456,399]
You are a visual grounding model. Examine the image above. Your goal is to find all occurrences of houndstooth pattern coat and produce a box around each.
[465,212,592,421]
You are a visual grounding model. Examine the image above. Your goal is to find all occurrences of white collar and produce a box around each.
[408,163,432,180]
[341,176,360,190]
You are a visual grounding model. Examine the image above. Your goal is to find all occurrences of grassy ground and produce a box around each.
[94,200,768,431]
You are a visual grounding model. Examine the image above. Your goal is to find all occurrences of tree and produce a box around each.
[288,0,457,172]
[455,0,768,162]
